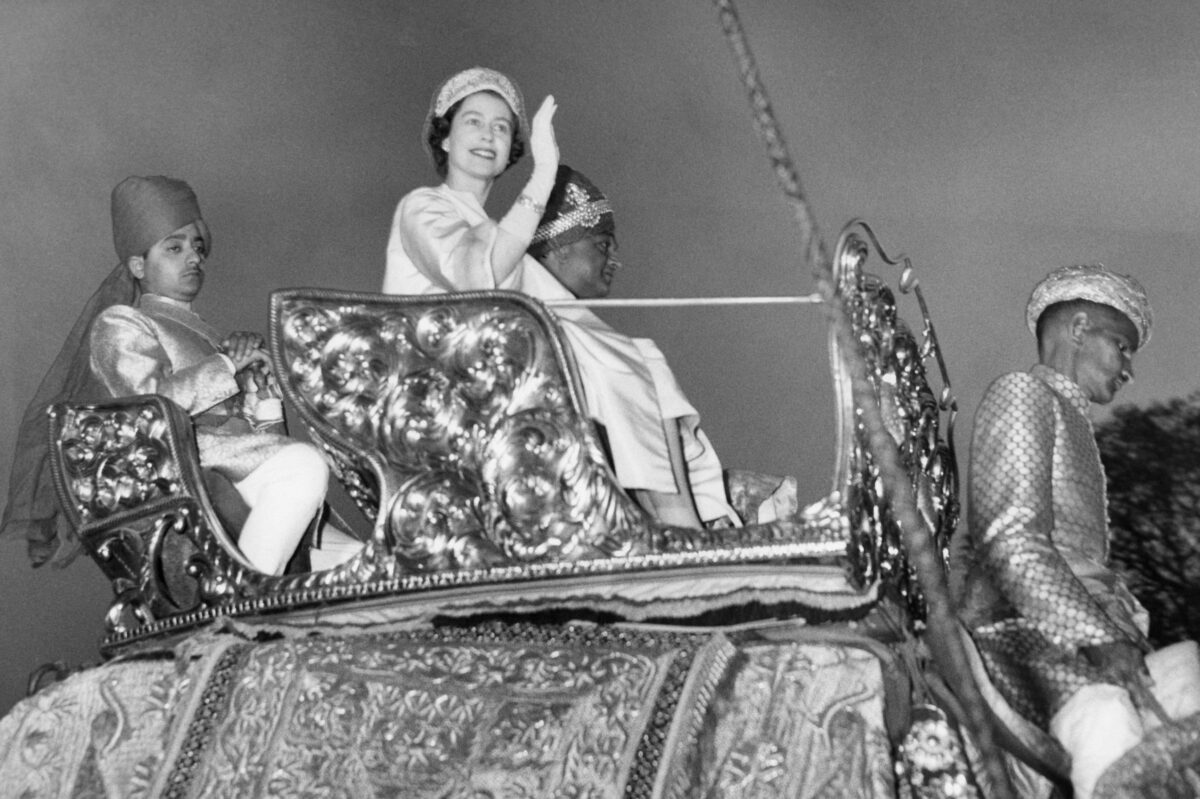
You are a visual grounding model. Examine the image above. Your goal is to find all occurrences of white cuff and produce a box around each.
[254,398,284,423]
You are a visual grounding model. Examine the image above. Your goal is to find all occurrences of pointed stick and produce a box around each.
[711,1,1016,794]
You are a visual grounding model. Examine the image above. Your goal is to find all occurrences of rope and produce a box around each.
[711,1,1015,795]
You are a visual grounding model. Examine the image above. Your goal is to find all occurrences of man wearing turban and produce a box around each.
[2,175,336,576]
[955,265,1200,797]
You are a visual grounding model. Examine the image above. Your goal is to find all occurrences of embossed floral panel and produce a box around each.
[184,626,708,798]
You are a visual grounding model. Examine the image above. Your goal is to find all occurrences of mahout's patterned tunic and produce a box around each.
[957,364,1149,728]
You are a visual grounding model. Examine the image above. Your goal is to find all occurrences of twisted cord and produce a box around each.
[711,1,1013,794]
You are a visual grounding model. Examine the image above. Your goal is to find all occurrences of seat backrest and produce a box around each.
[270,288,647,572]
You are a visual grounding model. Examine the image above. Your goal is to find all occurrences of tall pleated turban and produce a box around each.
[111,175,208,262]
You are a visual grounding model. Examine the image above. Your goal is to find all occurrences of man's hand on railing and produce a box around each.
[220,331,269,372]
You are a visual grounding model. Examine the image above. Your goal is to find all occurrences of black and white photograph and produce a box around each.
[2,2,1200,795]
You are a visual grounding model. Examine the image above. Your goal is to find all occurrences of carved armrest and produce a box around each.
[48,395,257,634]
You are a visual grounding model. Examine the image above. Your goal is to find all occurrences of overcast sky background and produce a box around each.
[2,1,1199,715]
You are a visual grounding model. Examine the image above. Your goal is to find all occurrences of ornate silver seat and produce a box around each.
[48,224,958,662]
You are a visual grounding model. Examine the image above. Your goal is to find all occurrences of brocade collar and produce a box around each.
[137,294,223,346]
[139,293,194,313]
[1031,364,1092,419]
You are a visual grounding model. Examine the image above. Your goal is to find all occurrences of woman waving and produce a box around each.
[384,67,737,530]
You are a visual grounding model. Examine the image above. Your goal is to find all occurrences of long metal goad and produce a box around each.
[710,1,1012,795]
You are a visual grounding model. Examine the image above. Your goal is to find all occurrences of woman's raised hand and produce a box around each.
[529,95,559,174]
[492,95,559,284]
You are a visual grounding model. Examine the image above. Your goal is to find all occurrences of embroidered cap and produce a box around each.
[529,165,614,254]
[422,66,528,157]
[1026,264,1153,347]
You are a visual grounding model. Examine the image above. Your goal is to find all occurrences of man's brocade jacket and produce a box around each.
[956,365,1149,724]
[89,294,285,482]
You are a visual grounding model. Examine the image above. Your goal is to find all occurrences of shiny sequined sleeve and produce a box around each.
[969,373,1129,648]
[384,187,500,294]
[89,305,239,416]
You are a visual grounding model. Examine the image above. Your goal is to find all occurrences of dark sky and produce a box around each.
[2,1,1199,715]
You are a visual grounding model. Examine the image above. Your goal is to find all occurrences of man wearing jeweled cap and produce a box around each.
[528,165,619,299]
[954,265,1200,797]
[525,164,739,528]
